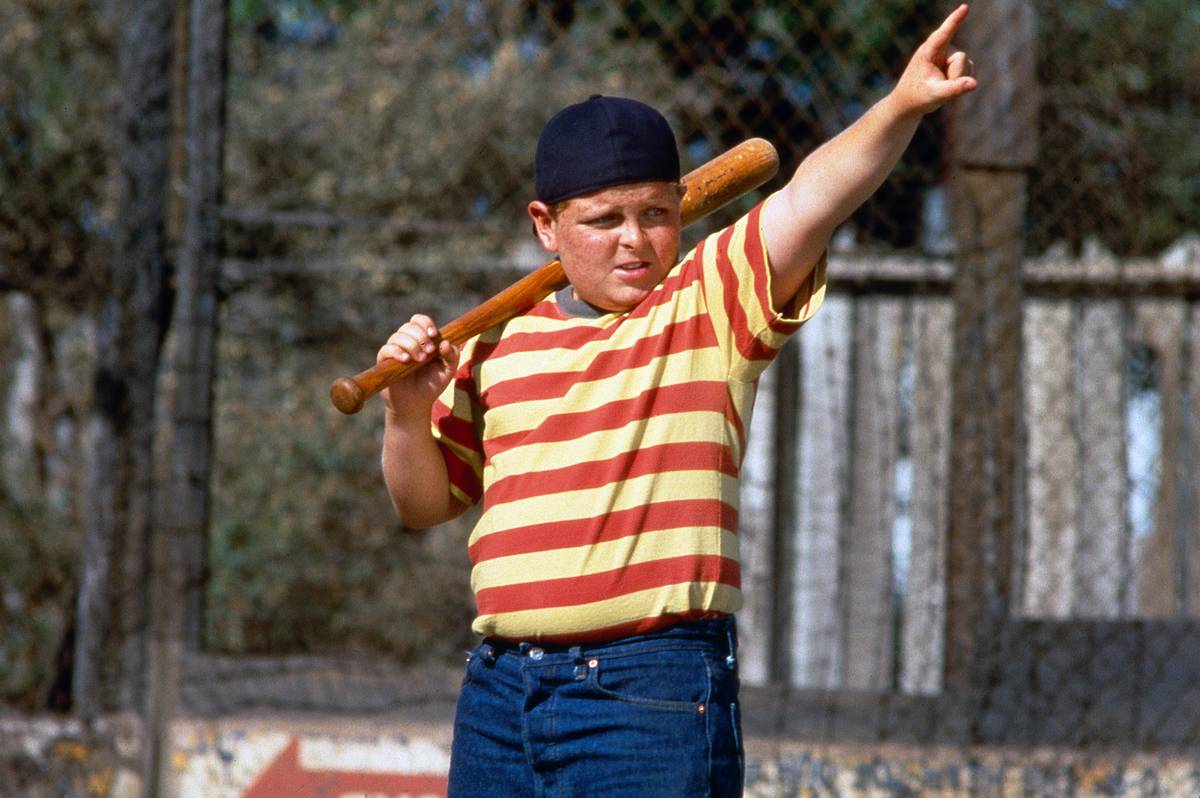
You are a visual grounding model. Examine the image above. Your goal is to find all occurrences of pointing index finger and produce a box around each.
[922,4,969,57]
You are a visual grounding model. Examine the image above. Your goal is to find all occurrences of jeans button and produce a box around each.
[529,646,544,660]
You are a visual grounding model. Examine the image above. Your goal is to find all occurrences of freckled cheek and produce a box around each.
[651,232,680,270]
[559,234,614,278]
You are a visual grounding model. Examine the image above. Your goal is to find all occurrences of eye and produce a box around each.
[584,213,621,228]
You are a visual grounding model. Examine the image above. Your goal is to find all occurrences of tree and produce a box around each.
[1031,0,1200,255]
[0,0,176,715]
[72,0,176,716]
[0,0,117,711]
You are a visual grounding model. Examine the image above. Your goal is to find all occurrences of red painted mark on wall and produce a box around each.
[243,738,448,798]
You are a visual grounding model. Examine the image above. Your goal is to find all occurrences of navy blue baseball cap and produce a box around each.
[535,95,680,205]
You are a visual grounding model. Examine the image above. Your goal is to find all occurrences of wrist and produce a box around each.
[384,400,432,430]
[879,90,926,124]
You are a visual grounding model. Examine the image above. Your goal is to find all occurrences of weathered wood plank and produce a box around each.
[1131,299,1186,617]
[738,359,780,686]
[1188,305,1200,616]
[842,297,903,690]
[791,295,853,688]
[1022,299,1077,617]
[1074,299,1128,617]
[900,298,953,695]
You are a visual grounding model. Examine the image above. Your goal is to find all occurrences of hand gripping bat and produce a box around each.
[330,137,779,415]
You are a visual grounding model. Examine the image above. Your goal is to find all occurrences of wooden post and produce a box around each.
[145,0,226,790]
[944,0,1037,736]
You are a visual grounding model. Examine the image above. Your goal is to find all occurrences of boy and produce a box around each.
[378,7,975,795]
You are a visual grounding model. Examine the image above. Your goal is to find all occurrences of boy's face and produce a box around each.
[529,181,682,313]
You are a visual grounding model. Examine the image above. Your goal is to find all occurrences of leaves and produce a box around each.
[0,0,117,305]
[1031,0,1200,255]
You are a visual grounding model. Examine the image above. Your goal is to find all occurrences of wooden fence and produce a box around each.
[734,248,1200,713]
[175,243,1200,749]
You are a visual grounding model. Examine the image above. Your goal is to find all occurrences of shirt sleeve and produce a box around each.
[430,336,485,508]
[688,200,827,383]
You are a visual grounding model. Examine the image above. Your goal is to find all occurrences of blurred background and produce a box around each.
[3,0,1200,794]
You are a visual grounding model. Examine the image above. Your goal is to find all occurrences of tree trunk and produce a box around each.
[2,292,47,506]
[73,0,174,718]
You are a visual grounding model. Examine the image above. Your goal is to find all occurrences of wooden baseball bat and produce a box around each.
[330,137,779,415]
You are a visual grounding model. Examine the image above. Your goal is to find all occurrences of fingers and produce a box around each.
[905,7,976,111]
[922,4,969,57]
[937,76,978,103]
[378,314,446,366]
[946,49,974,81]
[942,49,977,99]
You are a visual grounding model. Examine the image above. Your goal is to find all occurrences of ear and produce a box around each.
[528,201,558,253]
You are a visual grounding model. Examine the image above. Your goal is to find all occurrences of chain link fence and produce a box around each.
[206,0,960,668]
[206,0,1200,742]
[4,0,1200,790]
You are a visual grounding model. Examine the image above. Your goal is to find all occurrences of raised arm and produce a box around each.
[761,4,977,307]
[378,314,467,529]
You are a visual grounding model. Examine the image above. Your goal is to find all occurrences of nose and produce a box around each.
[618,219,647,249]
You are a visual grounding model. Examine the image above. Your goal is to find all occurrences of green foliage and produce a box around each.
[0,493,77,711]
[1032,0,1200,255]
[609,0,942,247]
[5,0,1199,696]
[206,319,477,661]
[0,0,107,712]
[0,0,116,302]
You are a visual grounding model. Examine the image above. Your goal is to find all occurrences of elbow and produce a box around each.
[391,495,463,530]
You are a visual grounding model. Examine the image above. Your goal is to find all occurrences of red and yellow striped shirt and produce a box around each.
[432,202,826,642]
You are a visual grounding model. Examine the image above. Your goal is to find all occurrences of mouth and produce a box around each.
[615,261,651,277]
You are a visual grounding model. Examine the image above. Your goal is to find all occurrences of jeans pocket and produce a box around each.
[460,643,492,687]
[460,651,476,688]
[586,648,709,712]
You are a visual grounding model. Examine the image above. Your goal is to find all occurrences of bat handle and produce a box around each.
[329,374,373,415]
[329,340,448,415]
[330,260,570,414]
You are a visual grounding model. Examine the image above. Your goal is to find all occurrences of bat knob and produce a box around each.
[330,377,367,415]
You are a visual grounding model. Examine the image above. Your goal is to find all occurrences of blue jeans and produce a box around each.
[447,617,744,797]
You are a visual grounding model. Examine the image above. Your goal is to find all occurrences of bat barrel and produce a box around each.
[330,137,779,414]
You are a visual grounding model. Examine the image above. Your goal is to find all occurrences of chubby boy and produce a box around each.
[377,8,975,795]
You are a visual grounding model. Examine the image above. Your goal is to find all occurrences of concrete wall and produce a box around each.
[0,714,143,798]
[166,718,1200,797]
[8,713,1197,797]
